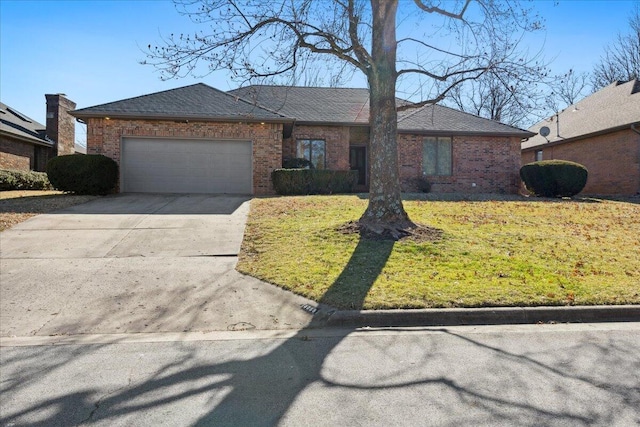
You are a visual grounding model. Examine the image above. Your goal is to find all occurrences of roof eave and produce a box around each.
[293,120,369,127]
[522,122,640,151]
[398,128,535,137]
[0,129,54,147]
[69,111,294,124]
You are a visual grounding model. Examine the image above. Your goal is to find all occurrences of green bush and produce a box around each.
[520,160,588,197]
[46,154,118,195]
[271,169,358,195]
[282,157,314,169]
[0,169,53,191]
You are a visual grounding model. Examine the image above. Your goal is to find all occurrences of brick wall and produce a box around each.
[85,117,526,195]
[284,124,350,169]
[522,128,640,195]
[399,134,522,194]
[0,137,34,171]
[45,94,76,157]
[283,126,522,193]
[86,118,283,195]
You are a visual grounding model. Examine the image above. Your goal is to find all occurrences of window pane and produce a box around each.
[297,140,311,160]
[422,138,437,175]
[535,150,543,161]
[296,139,325,169]
[437,138,452,175]
[311,140,326,169]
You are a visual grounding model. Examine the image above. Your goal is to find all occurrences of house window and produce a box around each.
[535,150,543,162]
[296,139,326,169]
[422,137,452,176]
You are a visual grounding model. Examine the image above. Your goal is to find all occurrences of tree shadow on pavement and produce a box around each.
[0,237,393,426]
[2,237,639,426]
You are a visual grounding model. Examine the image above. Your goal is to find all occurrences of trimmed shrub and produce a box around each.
[282,157,314,169]
[271,169,358,195]
[46,154,118,195]
[416,177,432,193]
[0,169,53,191]
[520,160,588,197]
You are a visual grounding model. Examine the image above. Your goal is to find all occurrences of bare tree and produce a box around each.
[545,69,590,112]
[445,68,590,129]
[591,5,640,90]
[145,0,543,237]
[445,68,548,128]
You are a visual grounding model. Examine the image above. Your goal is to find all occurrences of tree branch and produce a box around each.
[412,0,472,20]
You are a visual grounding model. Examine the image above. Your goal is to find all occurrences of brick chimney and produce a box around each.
[45,94,76,157]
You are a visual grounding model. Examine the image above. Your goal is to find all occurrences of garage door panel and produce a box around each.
[122,138,252,194]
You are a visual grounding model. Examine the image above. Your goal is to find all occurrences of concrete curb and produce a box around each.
[311,305,640,328]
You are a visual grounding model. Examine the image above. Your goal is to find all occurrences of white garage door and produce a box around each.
[121,138,252,194]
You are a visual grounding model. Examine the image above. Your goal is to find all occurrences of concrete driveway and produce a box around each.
[0,194,314,337]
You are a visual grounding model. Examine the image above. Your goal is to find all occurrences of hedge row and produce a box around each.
[0,169,53,191]
[271,169,358,195]
[46,154,118,195]
[520,160,588,197]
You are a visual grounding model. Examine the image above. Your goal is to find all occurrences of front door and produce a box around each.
[349,146,367,187]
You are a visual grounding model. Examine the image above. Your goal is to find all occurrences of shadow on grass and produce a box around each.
[353,192,640,204]
[579,195,640,205]
[2,235,638,425]
[319,238,394,310]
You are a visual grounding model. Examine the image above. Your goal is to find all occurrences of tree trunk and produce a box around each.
[358,0,412,235]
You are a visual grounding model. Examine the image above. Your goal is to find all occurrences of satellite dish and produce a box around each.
[539,126,550,137]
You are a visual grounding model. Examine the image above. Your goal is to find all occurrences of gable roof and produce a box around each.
[0,102,52,147]
[397,103,534,136]
[71,83,291,123]
[229,86,372,124]
[70,82,533,137]
[229,85,533,136]
[523,79,640,150]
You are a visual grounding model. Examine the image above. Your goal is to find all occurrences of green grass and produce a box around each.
[237,195,640,310]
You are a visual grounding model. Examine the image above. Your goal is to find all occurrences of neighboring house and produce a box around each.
[0,94,79,172]
[523,79,640,195]
[71,83,533,195]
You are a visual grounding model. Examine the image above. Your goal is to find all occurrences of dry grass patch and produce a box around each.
[0,191,98,231]
[237,195,640,310]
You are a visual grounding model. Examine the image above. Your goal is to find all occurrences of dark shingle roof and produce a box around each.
[0,102,52,146]
[230,85,532,136]
[397,104,533,136]
[229,86,371,124]
[524,79,640,150]
[71,83,291,122]
[70,83,533,136]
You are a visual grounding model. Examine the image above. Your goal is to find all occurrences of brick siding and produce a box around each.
[0,138,54,172]
[522,128,640,195]
[45,94,76,157]
[86,118,283,195]
[0,137,35,171]
[399,134,522,194]
[284,124,350,169]
[86,117,524,195]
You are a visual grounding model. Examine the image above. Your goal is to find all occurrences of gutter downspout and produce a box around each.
[632,123,640,194]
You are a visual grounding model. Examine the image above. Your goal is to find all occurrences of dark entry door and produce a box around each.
[349,146,367,186]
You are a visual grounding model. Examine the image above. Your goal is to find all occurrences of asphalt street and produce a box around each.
[1,322,639,426]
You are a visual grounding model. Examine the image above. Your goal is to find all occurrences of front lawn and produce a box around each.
[237,194,640,310]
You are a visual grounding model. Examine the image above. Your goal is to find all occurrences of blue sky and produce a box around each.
[1,0,636,145]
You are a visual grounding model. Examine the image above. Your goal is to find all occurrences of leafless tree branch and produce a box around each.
[413,0,472,20]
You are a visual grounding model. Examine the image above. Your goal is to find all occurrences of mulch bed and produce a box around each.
[337,220,443,243]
